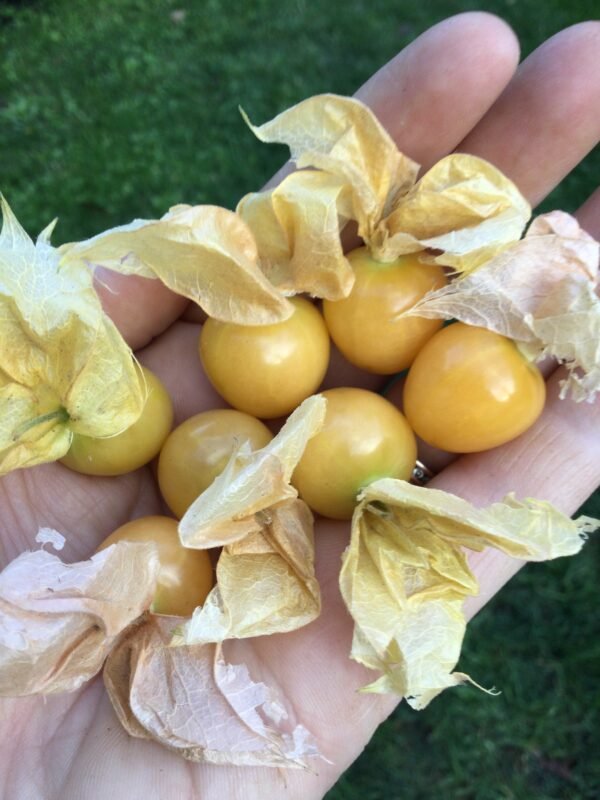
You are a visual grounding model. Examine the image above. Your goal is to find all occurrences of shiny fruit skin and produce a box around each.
[199,297,330,419]
[158,409,273,518]
[97,516,213,616]
[403,323,546,453]
[61,367,173,476]
[292,387,417,520]
[323,248,447,374]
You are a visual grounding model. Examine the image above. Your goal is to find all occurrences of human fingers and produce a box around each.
[455,22,600,206]
[94,268,189,350]
[135,321,226,424]
[269,12,520,189]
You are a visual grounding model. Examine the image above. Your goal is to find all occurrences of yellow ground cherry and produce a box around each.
[158,408,273,518]
[61,366,173,476]
[292,387,417,520]
[97,516,213,616]
[403,322,546,453]
[199,296,330,419]
[322,248,447,374]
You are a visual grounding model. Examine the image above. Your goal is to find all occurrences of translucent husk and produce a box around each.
[104,614,320,767]
[400,211,600,401]
[238,169,355,300]
[0,197,146,474]
[0,535,159,695]
[175,395,326,645]
[244,94,530,279]
[60,203,294,324]
[339,480,597,709]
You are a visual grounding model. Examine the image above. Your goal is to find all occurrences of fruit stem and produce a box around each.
[13,407,70,440]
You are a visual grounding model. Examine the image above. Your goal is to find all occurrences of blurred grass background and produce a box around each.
[1,1,598,797]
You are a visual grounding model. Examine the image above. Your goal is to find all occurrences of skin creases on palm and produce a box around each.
[1,13,600,800]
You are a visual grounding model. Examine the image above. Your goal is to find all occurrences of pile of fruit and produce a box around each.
[0,94,598,767]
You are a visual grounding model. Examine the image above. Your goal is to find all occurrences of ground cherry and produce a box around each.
[61,366,173,476]
[403,322,546,453]
[97,516,213,616]
[199,297,330,419]
[158,408,273,518]
[323,248,447,374]
[292,387,417,520]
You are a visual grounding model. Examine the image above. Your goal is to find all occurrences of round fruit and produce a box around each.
[61,366,173,476]
[199,297,330,419]
[403,322,546,453]
[323,248,447,374]
[97,516,213,616]
[292,387,417,520]
[158,409,273,518]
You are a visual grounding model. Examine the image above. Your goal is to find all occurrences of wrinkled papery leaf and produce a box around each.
[175,395,326,645]
[237,169,355,300]
[401,211,600,401]
[0,197,145,474]
[339,479,596,709]
[179,394,326,547]
[61,204,294,325]
[242,95,419,243]
[245,95,529,268]
[375,154,531,268]
[0,540,159,696]
[174,499,320,645]
[104,614,320,767]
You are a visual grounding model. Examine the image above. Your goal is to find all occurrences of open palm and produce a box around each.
[1,14,599,800]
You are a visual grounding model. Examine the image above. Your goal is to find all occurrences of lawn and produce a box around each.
[1,1,598,797]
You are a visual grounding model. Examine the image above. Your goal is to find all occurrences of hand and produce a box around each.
[1,13,598,800]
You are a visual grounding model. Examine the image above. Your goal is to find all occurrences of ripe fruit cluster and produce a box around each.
[15,94,596,621]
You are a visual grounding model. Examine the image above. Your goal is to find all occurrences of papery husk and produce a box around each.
[104,614,320,768]
[244,95,529,269]
[237,169,355,300]
[339,479,596,709]
[242,94,419,243]
[179,394,326,547]
[60,204,293,325]
[174,498,320,645]
[373,154,531,268]
[0,197,145,474]
[176,395,326,645]
[0,539,159,696]
[401,211,600,401]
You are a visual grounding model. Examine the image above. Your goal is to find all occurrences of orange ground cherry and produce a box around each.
[292,387,417,520]
[61,366,173,476]
[199,296,330,419]
[322,248,447,374]
[403,322,546,453]
[158,408,273,518]
[97,516,213,616]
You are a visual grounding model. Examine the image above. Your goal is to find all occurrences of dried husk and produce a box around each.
[237,169,355,300]
[60,204,294,325]
[401,211,600,401]
[174,498,319,645]
[0,197,145,474]
[244,94,529,270]
[375,153,531,268]
[339,479,596,709]
[104,614,320,767]
[242,95,419,242]
[176,395,326,645]
[0,538,159,696]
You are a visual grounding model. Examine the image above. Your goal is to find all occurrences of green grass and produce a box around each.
[1,1,598,797]
[0,0,598,241]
